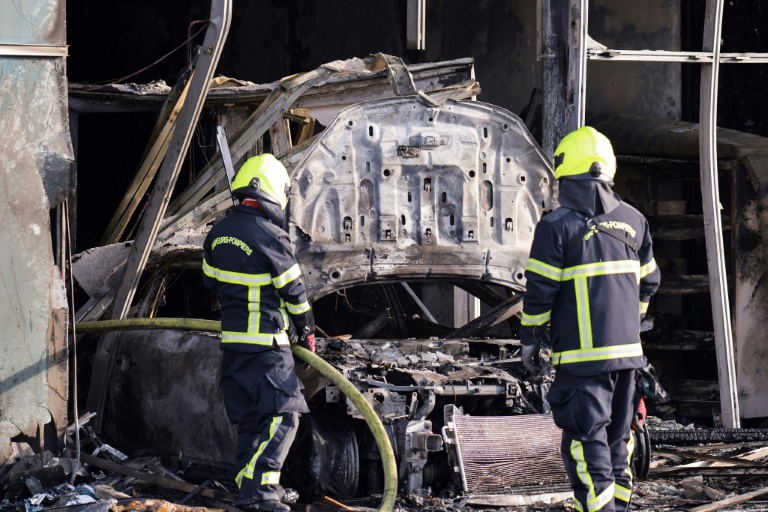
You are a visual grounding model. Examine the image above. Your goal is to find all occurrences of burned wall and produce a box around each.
[64,0,689,203]
[587,1,682,120]
[65,1,537,114]
[0,2,65,43]
[65,1,768,145]
[590,112,768,419]
[681,1,768,137]
[0,0,73,465]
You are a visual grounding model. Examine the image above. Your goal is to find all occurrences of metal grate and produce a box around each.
[451,413,571,494]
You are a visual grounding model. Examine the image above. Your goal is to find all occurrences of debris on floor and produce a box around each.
[4,414,768,512]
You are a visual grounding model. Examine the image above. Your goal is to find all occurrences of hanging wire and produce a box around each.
[64,204,81,486]
[193,121,214,184]
[84,20,209,91]
[187,19,210,64]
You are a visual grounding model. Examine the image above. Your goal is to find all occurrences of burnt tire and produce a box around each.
[631,424,651,480]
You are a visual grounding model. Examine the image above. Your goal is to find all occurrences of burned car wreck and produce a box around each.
[73,93,614,507]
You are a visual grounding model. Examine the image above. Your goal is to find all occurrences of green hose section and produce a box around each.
[290,344,398,512]
[75,318,221,334]
[76,318,398,512]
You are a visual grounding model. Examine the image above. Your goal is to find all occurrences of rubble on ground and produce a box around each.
[4,415,768,512]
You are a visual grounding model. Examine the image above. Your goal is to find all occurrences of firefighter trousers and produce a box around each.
[547,368,638,512]
[220,346,309,505]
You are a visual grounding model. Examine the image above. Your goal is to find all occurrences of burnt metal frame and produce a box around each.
[71,58,478,324]
[699,0,740,429]
[406,0,426,51]
[0,44,68,57]
[166,65,339,219]
[85,0,233,424]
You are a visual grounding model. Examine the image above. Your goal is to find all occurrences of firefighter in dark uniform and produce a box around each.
[203,153,315,512]
[519,127,660,512]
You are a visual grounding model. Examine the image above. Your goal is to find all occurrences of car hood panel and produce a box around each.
[288,97,554,299]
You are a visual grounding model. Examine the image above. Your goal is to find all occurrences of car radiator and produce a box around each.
[443,405,572,506]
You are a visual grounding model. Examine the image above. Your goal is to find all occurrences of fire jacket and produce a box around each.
[520,183,660,376]
[203,204,311,352]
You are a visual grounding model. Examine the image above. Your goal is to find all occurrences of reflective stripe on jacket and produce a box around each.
[203,204,310,351]
[520,202,660,375]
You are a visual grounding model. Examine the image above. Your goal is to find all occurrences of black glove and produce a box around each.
[290,310,315,353]
[521,342,543,375]
[635,363,670,404]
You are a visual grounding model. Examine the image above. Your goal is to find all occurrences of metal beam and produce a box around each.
[100,69,195,245]
[85,0,233,423]
[406,0,426,50]
[109,1,231,318]
[589,49,768,63]
[400,283,438,324]
[67,109,79,252]
[268,117,292,156]
[446,294,523,340]
[0,43,68,57]
[166,65,337,218]
[566,0,588,132]
[700,0,740,428]
[453,287,480,329]
[215,126,236,188]
[157,189,232,241]
[539,0,569,159]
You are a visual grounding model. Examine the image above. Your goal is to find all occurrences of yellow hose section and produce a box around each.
[291,345,397,512]
[75,318,220,333]
[76,318,398,512]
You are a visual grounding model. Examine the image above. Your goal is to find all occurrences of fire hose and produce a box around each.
[75,318,398,512]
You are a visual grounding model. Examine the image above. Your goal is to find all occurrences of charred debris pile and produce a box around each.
[4,344,768,512]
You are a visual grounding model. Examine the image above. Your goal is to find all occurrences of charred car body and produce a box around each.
[78,93,638,505]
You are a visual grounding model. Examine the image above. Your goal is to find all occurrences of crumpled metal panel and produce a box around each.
[289,97,554,299]
[0,0,73,466]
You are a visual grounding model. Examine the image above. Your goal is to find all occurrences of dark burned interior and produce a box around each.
[289,281,529,499]
[616,156,724,423]
[592,113,768,429]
